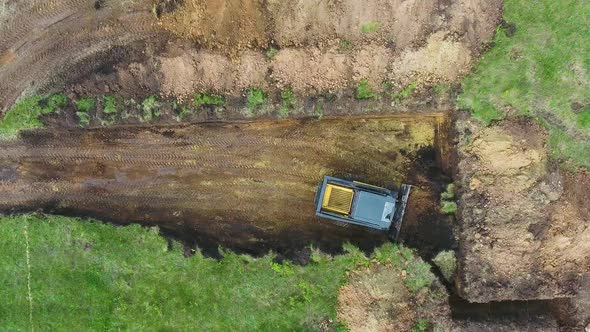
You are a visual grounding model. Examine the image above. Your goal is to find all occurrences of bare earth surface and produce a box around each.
[0,0,503,110]
[456,116,590,303]
[0,115,451,257]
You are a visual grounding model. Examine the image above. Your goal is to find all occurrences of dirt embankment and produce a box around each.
[0,0,502,110]
[455,115,590,304]
[0,115,452,257]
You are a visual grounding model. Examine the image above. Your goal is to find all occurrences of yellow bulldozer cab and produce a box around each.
[321,183,354,216]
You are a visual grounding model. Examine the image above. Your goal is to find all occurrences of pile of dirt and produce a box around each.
[0,0,502,110]
[455,115,590,303]
[337,263,452,331]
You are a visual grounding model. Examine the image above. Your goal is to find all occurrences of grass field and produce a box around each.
[458,0,590,168]
[0,214,435,331]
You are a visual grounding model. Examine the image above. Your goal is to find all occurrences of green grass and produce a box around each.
[0,94,67,138]
[0,214,434,331]
[458,0,590,168]
[356,79,376,100]
[432,250,457,282]
[279,88,296,118]
[360,21,380,34]
[393,82,417,103]
[75,98,95,113]
[194,92,226,107]
[246,88,267,111]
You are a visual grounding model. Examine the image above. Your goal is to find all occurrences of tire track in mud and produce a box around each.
[0,116,452,256]
[0,0,162,109]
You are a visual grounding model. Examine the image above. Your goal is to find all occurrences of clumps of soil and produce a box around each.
[455,115,590,303]
[159,0,270,51]
[338,260,452,331]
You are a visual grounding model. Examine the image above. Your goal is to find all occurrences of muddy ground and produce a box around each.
[4,0,590,330]
[0,115,452,258]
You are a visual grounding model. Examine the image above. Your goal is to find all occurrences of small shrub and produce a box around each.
[314,101,324,118]
[441,201,458,214]
[356,79,376,100]
[141,96,160,121]
[46,93,68,112]
[339,39,353,52]
[361,21,380,34]
[405,259,436,294]
[266,47,279,59]
[432,250,457,282]
[194,93,225,107]
[246,88,267,111]
[76,112,91,128]
[410,319,429,332]
[440,183,455,200]
[75,98,95,113]
[394,82,417,103]
[279,88,296,118]
[103,96,118,114]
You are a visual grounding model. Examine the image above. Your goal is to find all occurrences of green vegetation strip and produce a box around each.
[0,214,436,331]
[458,0,590,168]
[0,94,67,138]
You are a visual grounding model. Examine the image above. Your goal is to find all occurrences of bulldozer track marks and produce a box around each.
[0,116,446,252]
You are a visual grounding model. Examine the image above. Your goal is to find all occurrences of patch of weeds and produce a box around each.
[361,21,380,34]
[177,107,195,121]
[393,82,417,103]
[141,96,160,122]
[75,98,95,113]
[266,47,279,59]
[279,88,296,118]
[0,94,67,138]
[440,183,455,200]
[314,100,325,118]
[76,111,91,128]
[356,79,376,100]
[405,258,436,294]
[46,93,68,113]
[103,96,118,114]
[246,88,267,112]
[432,250,457,282]
[194,92,225,107]
[339,39,353,52]
[434,83,450,96]
[410,319,429,332]
[441,201,458,215]
[440,183,457,214]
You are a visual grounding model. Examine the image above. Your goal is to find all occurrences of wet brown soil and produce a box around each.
[0,114,452,258]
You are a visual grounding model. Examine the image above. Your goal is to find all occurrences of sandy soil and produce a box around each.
[455,115,590,303]
[0,115,451,257]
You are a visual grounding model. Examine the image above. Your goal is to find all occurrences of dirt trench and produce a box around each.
[0,115,453,258]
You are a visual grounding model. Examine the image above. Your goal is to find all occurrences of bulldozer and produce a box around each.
[314,176,411,240]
